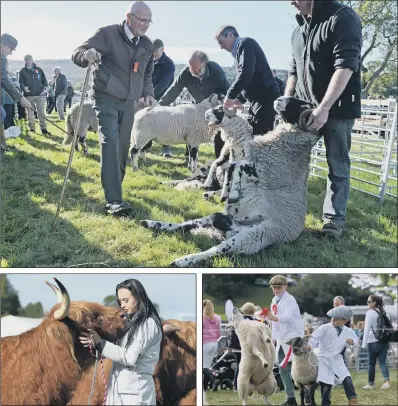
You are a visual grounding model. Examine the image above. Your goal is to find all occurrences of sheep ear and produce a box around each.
[285,338,294,346]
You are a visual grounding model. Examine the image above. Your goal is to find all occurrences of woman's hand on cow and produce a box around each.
[79,329,101,347]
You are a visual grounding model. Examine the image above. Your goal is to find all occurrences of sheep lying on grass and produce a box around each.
[286,336,318,406]
[129,93,223,173]
[141,96,319,267]
[63,102,98,155]
[230,307,276,405]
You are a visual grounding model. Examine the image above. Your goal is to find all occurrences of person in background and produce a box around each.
[64,81,75,112]
[1,33,31,151]
[159,50,230,162]
[72,1,156,216]
[362,295,391,390]
[53,66,67,120]
[152,38,175,158]
[285,0,363,238]
[215,25,280,135]
[18,54,50,135]
[273,69,285,95]
[203,299,221,391]
[267,275,304,406]
[46,80,56,114]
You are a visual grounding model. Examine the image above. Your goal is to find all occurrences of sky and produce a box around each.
[6,273,196,321]
[1,1,297,69]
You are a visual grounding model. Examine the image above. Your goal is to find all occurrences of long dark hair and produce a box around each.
[369,295,386,314]
[116,279,164,355]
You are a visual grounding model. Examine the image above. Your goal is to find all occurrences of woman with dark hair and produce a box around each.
[79,279,163,405]
[362,295,391,390]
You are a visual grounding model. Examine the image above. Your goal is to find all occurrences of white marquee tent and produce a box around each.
[1,315,43,337]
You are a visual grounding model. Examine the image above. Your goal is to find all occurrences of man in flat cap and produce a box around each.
[152,38,175,158]
[1,33,31,151]
[307,305,359,406]
[267,275,304,406]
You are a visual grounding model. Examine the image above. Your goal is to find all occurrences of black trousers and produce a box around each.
[3,103,15,129]
[247,91,280,135]
[320,376,357,405]
[64,96,72,111]
[47,97,56,114]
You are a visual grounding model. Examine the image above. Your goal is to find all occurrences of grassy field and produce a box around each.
[205,369,398,405]
[0,113,397,268]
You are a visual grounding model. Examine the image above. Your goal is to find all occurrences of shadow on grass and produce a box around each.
[0,149,147,267]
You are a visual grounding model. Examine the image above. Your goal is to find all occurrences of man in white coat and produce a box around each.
[267,275,304,406]
[307,305,359,406]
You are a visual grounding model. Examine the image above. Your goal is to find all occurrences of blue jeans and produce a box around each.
[321,118,355,226]
[368,341,390,384]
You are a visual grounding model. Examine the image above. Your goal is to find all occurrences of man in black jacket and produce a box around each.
[18,55,50,135]
[159,51,230,160]
[285,0,362,239]
[64,81,75,112]
[216,25,280,135]
[152,39,175,157]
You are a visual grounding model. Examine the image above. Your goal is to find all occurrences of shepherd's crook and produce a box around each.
[53,63,93,230]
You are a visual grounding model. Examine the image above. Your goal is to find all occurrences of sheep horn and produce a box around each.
[298,109,314,131]
[223,106,237,117]
[163,323,182,334]
[48,278,71,320]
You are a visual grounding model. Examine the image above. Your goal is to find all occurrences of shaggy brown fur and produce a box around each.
[1,285,128,406]
[68,320,197,406]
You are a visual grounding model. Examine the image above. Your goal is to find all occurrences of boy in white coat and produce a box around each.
[307,305,359,406]
[267,275,304,406]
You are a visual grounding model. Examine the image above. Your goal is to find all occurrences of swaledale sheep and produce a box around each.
[129,93,223,173]
[230,308,277,405]
[141,97,320,267]
[286,336,318,406]
[63,102,98,155]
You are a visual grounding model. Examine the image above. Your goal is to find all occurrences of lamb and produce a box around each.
[63,102,98,155]
[129,93,223,173]
[230,307,277,405]
[140,96,320,267]
[286,336,318,406]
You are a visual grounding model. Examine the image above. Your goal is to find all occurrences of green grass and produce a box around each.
[1,114,397,267]
[205,369,398,405]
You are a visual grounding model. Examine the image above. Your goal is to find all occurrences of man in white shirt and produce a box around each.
[267,275,304,406]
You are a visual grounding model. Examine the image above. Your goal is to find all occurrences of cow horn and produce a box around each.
[223,105,237,117]
[47,278,71,320]
[163,323,182,334]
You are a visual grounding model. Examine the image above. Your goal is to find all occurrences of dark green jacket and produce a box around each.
[159,61,229,106]
[72,21,154,102]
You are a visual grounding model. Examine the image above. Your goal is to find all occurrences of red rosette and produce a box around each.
[272,304,277,314]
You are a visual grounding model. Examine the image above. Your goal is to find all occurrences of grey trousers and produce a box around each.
[321,118,355,226]
[278,347,295,399]
[93,97,135,203]
[26,95,46,130]
[56,94,66,120]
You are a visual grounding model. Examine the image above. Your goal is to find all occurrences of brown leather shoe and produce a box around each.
[349,398,358,405]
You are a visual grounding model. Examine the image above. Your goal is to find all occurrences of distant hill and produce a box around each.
[7,59,287,92]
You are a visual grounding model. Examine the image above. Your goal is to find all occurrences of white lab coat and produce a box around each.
[308,323,359,385]
[271,292,304,360]
[100,317,162,405]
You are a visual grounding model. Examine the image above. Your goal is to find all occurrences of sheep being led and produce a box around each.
[141,97,320,267]
[129,93,223,173]
[63,102,98,156]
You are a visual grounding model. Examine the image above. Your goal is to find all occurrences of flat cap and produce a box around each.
[240,302,255,315]
[269,275,288,286]
[1,33,18,50]
[153,39,164,49]
[327,305,353,320]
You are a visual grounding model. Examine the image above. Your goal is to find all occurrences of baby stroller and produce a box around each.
[210,351,237,391]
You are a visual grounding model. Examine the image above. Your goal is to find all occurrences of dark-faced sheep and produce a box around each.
[141,97,320,267]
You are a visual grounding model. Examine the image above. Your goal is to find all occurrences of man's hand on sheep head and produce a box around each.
[307,105,329,131]
[139,96,157,110]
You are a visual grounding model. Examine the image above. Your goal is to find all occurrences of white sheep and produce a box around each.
[230,308,277,405]
[141,97,320,267]
[63,102,98,155]
[286,336,318,406]
[129,93,223,173]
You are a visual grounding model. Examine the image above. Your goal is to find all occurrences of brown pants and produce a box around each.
[26,95,46,131]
